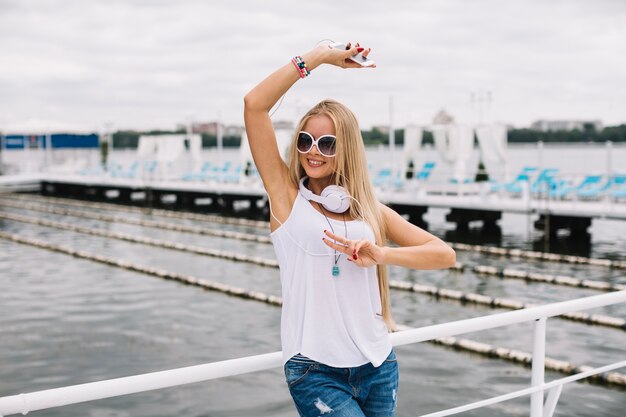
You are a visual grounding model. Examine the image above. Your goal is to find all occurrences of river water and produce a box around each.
[1,144,625,417]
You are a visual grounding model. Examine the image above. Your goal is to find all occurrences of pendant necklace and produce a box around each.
[319,203,347,277]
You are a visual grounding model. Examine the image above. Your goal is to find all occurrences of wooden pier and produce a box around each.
[3,174,626,236]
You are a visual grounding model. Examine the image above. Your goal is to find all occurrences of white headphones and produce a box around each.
[299,176,351,214]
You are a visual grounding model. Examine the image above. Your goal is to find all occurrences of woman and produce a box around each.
[244,42,456,417]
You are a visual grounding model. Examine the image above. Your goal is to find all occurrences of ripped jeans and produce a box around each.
[284,350,399,417]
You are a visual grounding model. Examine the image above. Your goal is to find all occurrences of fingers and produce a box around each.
[322,236,351,254]
[344,45,360,62]
[322,231,369,261]
[341,41,367,55]
[322,230,357,255]
[348,239,358,259]
[323,229,348,245]
[341,42,374,69]
[323,40,374,68]
[354,240,367,257]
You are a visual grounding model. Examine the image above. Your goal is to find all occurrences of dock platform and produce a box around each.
[4,174,626,235]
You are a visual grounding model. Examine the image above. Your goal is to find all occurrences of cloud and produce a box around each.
[0,0,624,133]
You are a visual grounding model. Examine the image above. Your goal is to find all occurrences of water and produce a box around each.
[1,144,626,417]
[1,196,625,417]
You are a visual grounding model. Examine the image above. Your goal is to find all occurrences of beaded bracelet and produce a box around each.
[291,56,310,78]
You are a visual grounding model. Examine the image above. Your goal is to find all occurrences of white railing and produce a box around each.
[1,290,625,417]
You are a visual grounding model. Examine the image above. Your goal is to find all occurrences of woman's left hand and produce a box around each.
[322,230,385,268]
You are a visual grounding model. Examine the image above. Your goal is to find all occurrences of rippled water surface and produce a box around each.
[1,191,625,417]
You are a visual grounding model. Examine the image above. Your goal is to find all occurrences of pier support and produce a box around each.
[116,188,135,204]
[39,181,271,218]
[534,215,591,237]
[445,208,501,231]
[83,186,105,201]
[388,204,428,229]
[176,192,199,210]
[246,197,264,215]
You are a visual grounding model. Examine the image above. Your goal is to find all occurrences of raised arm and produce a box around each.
[243,43,371,224]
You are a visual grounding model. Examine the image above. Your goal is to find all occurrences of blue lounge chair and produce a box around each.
[393,171,407,188]
[607,175,626,200]
[181,161,212,181]
[110,161,138,178]
[530,168,559,195]
[491,166,537,194]
[196,161,232,181]
[386,162,436,189]
[372,168,392,187]
[222,164,243,183]
[576,175,619,199]
[449,178,473,184]
[78,164,106,176]
[101,162,123,177]
[550,175,602,199]
[415,162,436,180]
[143,160,158,177]
[216,161,233,182]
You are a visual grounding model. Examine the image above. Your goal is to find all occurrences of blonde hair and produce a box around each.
[286,99,395,330]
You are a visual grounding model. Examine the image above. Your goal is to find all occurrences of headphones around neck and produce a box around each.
[299,177,351,214]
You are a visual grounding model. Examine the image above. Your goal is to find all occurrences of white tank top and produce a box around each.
[271,192,392,368]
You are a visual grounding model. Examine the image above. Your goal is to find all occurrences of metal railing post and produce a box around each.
[543,384,563,417]
[530,318,546,417]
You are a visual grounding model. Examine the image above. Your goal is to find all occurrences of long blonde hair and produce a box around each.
[286,99,395,330]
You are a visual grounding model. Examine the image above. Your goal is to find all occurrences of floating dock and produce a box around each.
[4,174,626,236]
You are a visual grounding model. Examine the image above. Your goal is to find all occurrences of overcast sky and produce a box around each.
[1,0,625,133]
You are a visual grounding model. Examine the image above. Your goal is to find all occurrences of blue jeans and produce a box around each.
[284,350,399,417]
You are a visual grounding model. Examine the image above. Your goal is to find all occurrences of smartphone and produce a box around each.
[329,42,376,67]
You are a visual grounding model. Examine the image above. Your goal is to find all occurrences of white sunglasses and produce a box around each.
[296,131,337,157]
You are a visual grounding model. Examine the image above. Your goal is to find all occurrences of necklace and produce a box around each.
[319,203,347,277]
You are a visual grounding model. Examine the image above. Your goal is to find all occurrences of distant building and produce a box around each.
[371,125,390,134]
[223,125,245,137]
[272,120,294,131]
[530,119,603,132]
[2,133,99,149]
[175,122,219,135]
[176,122,245,137]
[192,122,219,135]
[432,109,455,125]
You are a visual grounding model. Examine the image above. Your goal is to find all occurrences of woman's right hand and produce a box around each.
[305,42,375,70]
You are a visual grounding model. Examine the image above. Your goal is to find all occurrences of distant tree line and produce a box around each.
[370,125,626,146]
[112,130,183,148]
[507,124,626,143]
[110,124,626,149]
[361,128,434,146]
[112,130,242,149]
